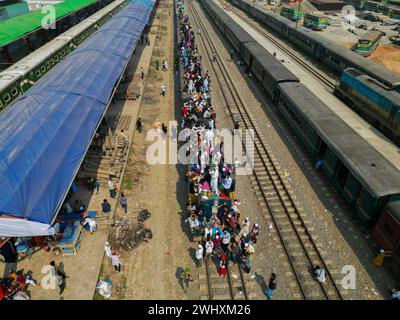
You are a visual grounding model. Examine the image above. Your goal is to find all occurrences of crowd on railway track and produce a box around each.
[176,0,266,295]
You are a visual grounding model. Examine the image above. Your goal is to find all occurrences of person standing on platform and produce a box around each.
[120,193,128,214]
[141,67,145,80]
[108,176,116,198]
[102,199,112,213]
[50,261,67,295]
[161,83,166,97]
[94,178,100,195]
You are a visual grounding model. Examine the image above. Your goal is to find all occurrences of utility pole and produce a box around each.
[295,0,302,30]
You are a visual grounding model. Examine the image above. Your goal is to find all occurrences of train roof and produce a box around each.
[386,201,400,223]
[0,0,126,92]
[359,30,384,42]
[291,24,332,44]
[322,42,400,88]
[0,0,99,47]
[208,0,255,43]
[279,82,400,198]
[244,42,300,82]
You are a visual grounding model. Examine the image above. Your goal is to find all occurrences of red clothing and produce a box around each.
[219,263,227,276]
[182,106,188,118]
[213,237,221,248]
[16,275,26,285]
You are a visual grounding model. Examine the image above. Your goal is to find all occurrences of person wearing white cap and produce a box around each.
[251,223,260,244]
[205,236,214,260]
[221,230,231,252]
[195,243,204,267]
[239,217,250,237]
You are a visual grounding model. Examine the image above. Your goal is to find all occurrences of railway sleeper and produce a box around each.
[212,294,232,300]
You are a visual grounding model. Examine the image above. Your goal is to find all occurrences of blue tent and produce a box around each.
[0,0,155,236]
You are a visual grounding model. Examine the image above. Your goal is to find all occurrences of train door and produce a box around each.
[316,138,327,158]
[335,162,349,189]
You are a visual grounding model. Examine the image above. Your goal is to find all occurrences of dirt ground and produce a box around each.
[369,45,400,74]
[96,0,197,300]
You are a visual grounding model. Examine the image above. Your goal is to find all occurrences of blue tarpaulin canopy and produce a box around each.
[0,0,155,237]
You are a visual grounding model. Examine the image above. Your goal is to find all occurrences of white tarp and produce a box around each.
[0,218,55,237]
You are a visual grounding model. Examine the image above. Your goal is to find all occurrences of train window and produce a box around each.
[41,66,46,73]
[3,93,11,103]
[11,87,18,96]
[336,162,349,188]
[50,58,55,65]
[36,70,41,77]
[46,62,50,69]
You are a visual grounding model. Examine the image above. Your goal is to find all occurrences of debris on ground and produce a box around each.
[109,208,153,251]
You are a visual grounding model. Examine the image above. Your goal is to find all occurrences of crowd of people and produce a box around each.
[176,0,266,294]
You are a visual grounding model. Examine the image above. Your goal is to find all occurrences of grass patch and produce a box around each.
[123,173,133,191]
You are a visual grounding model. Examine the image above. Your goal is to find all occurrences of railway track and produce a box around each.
[204,256,249,300]
[223,1,336,90]
[188,0,343,300]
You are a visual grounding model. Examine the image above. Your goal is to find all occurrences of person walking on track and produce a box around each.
[161,83,166,97]
[141,67,145,80]
[266,272,277,300]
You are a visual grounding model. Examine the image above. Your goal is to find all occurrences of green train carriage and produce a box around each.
[280,6,303,21]
[353,30,384,57]
[0,0,127,111]
[303,12,328,30]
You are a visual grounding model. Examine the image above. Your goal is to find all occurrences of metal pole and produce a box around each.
[295,0,301,30]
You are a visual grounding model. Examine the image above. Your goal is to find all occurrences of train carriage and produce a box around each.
[391,8,400,19]
[286,25,331,59]
[201,0,255,56]
[229,0,400,90]
[353,30,384,56]
[335,68,400,145]
[243,42,300,99]
[303,12,329,30]
[263,10,294,38]
[277,82,400,224]
[280,6,303,21]
[0,0,127,111]
[374,201,400,252]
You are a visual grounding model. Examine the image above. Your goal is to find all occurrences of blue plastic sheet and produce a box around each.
[0,0,155,236]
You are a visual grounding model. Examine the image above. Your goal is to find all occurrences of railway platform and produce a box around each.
[0,11,160,299]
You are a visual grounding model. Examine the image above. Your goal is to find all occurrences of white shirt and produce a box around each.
[205,241,214,254]
[104,244,112,258]
[204,228,212,239]
[222,233,231,245]
[108,180,115,191]
[111,255,121,266]
[316,269,326,283]
[195,247,204,260]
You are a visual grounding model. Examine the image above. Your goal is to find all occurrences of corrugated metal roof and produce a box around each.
[0,0,155,236]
